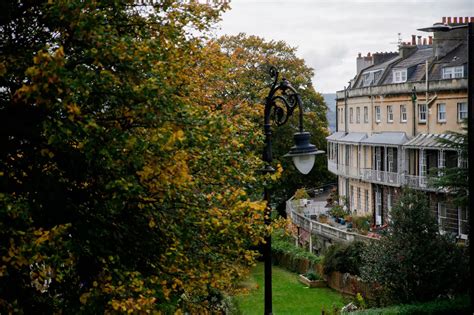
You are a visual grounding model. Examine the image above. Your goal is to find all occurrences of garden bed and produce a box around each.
[298,274,327,288]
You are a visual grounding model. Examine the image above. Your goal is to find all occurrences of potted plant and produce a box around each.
[299,271,326,288]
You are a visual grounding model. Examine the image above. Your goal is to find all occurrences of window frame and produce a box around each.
[363,106,368,123]
[442,66,464,79]
[437,103,446,122]
[418,103,427,123]
[438,202,447,232]
[387,105,394,123]
[349,107,354,123]
[392,69,407,83]
[356,107,360,124]
[457,102,467,122]
[400,104,407,122]
[375,106,381,123]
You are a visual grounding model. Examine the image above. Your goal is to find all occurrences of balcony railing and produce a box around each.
[327,162,442,191]
[286,198,374,244]
[327,160,362,179]
[361,169,401,186]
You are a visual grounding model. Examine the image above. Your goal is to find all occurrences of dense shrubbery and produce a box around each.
[351,215,372,234]
[350,294,471,315]
[361,189,470,305]
[322,241,367,276]
[271,229,321,273]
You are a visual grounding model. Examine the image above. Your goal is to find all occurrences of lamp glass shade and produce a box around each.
[292,154,315,175]
[284,132,324,175]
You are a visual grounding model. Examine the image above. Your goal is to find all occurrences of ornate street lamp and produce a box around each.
[262,66,324,314]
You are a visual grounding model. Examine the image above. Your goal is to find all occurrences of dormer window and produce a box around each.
[442,66,464,79]
[361,70,383,87]
[392,69,407,83]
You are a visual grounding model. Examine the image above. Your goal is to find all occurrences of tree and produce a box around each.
[214,34,334,213]
[360,189,469,305]
[0,1,268,313]
[430,122,468,208]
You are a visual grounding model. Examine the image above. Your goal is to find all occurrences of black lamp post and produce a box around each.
[418,21,473,312]
[262,66,324,315]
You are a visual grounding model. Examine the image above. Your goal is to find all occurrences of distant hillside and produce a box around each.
[323,93,337,133]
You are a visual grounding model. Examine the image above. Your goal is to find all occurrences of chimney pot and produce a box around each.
[459,16,463,23]
[423,38,427,45]
[367,52,371,57]
[453,17,458,24]
[447,17,452,24]
[442,17,446,24]
[411,35,416,45]
[471,17,474,23]
[428,36,433,45]
[417,35,422,45]
[465,17,469,24]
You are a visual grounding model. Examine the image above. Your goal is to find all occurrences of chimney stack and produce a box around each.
[417,36,422,45]
[428,36,433,45]
[442,17,446,24]
[447,17,452,24]
[423,38,427,45]
[411,35,416,45]
[453,17,458,24]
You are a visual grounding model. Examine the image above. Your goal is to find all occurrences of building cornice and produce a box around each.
[336,78,467,100]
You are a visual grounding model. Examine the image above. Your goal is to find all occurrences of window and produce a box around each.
[438,202,447,231]
[387,105,393,122]
[375,106,381,122]
[392,69,407,83]
[375,189,382,225]
[457,102,467,121]
[437,103,446,122]
[387,193,392,223]
[361,70,383,87]
[349,107,353,123]
[442,66,464,79]
[350,186,354,211]
[362,72,374,87]
[400,104,407,122]
[458,207,468,238]
[357,187,361,210]
[363,106,368,123]
[418,103,426,123]
[364,190,369,212]
[339,108,344,124]
[356,107,360,123]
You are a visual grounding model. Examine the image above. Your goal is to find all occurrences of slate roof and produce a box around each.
[326,131,346,141]
[361,132,409,146]
[403,133,461,149]
[338,132,367,143]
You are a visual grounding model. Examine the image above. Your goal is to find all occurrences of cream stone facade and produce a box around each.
[327,18,469,239]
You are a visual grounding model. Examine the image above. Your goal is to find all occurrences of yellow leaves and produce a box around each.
[40,148,55,159]
[67,103,81,116]
[0,61,6,77]
[67,103,81,121]
[148,219,156,228]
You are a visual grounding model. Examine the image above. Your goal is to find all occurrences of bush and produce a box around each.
[328,204,347,219]
[304,271,322,281]
[349,294,470,315]
[271,229,321,273]
[352,215,372,233]
[322,241,366,276]
[360,189,470,305]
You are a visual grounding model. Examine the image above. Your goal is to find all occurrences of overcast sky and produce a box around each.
[216,0,473,93]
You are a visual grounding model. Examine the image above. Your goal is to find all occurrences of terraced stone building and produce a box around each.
[327,17,471,240]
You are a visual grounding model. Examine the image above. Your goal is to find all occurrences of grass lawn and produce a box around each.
[232,262,346,314]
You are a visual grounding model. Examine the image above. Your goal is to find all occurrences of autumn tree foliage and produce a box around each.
[0,1,269,312]
[213,34,333,211]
